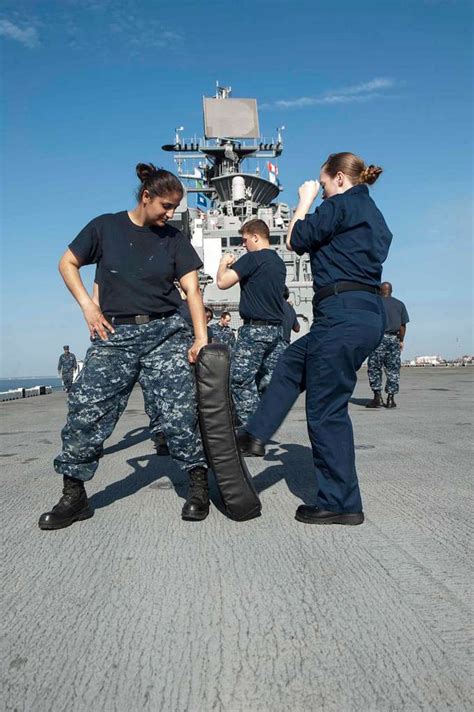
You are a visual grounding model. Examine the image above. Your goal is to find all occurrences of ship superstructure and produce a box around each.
[162,85,314,332]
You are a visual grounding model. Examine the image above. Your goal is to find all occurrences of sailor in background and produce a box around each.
[217,218,286,426]
[57,345,77,393]
[39,163,209,530]
[209,310,236,349]
[256,287,301,395]
[282,286,300,345]
[366,281,409,408]
[238,153,392,525]
[204,306,215,343]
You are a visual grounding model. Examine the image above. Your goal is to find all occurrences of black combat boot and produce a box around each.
[152,431,170,456]
[236,430,266,457]
[38,476,93,530]
[365,391,384,408]
[181,467,209,521]
[386,394,397,408]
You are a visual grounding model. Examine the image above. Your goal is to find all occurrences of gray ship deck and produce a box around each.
[1,368,472,712]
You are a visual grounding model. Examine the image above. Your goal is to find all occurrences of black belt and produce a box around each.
[314,281,380,305]
[243,319,282,326]
[108,311,177,325]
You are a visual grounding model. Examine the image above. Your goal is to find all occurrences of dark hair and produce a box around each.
[220,310,231,319]
[239,218,270,240]
[205,306,214,319]
[135,163,183,201]
[283,286,290,300]
[321,152,383,186]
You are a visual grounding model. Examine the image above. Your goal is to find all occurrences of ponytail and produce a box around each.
[322,152,383,185]
[360,164,383,185]
[135,163,183,201]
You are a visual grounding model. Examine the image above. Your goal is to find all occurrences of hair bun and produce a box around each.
[362,164,383,185]
[136,162,157,183]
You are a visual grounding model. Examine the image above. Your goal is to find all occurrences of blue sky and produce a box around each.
[1,0,472,376]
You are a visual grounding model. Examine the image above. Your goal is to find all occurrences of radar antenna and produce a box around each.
[216,83,232,99]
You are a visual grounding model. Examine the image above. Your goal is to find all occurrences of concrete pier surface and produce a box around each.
[1,367,472,711]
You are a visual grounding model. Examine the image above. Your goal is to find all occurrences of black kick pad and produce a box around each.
[196,344,262,521]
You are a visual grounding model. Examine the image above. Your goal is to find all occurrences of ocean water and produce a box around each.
[0,377,63,392]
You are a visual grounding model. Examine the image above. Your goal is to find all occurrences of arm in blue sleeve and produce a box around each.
[232,253,256,280]
[68,219,101,266]
[291,199,344,255]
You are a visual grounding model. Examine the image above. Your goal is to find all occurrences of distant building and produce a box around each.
[414,355,444,366]
[406,354,473,367]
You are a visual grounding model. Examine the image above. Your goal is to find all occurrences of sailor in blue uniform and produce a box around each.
[217,218,286,427]
[281,286,300,345]
[238,152,392,524]
[366,281,409,408]
[209,310,236,349]
[57,345,77,392]
[39,163,210,530]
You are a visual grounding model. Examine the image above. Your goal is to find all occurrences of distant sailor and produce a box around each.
[209,310,236,349]
[39,163,209,530]
[217,218,286,426]
[366,281,409,409]
[57,346,77,393]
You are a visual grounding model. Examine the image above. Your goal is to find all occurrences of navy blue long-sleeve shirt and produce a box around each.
[291,184,392,290]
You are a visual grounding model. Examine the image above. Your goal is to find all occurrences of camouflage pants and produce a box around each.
[367,333,401,394]
[231,324,286,426]
[54,314,206,481]
[110,369,162,439]
[138,370,164,438]
[61,369,75,392]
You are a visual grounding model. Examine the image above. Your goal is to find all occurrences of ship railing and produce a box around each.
[176,136,280,150]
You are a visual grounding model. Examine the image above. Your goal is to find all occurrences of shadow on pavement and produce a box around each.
[89,454,186,510]
[93,426,317,512]
[350,397,371,407]
[89,453,225,513]
[103,426,151,455]
[252,443,316,504]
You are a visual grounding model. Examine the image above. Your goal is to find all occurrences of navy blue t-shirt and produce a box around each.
[383,296,409,333]
[282,301,299,342]
[232,249,286,322]
[291,184,392,290]
[69,211,202,317]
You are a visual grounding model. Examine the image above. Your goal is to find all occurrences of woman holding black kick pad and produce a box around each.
[39,163,211,529]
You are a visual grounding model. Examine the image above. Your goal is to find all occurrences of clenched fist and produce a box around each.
[298,180,320,206]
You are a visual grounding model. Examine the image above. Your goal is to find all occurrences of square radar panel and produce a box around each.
[203,98,260,139]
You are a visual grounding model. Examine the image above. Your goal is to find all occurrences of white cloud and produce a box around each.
[263,78,399,110]
[0,19,39,48]
[334,78,395,95]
